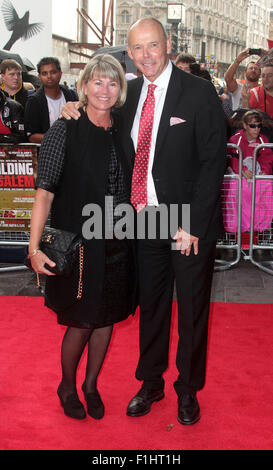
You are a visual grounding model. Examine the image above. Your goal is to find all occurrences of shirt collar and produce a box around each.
[143,60,172,91]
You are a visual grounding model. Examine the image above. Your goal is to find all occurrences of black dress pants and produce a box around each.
[135,238,216,396]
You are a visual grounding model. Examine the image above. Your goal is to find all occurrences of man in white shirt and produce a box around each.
[130,61,172,206]
[123,18,226,425]
[224,48,262,110]
[24,57,77,143]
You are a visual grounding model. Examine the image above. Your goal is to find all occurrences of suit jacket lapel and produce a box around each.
[121,67,185,168]
[154,65,184,163]
[121,77,144,161]
[127,77,144,133]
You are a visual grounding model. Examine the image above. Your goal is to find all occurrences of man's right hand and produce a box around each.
[60,101,81,120]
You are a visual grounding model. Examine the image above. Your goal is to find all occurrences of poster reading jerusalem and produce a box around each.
[0,145,37,231]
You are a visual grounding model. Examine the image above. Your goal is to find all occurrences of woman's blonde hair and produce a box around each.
[242,110,263,125]
[77,54,127,108]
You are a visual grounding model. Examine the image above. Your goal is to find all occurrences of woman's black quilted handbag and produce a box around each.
[25,227,84,299]
[39,227,83,276]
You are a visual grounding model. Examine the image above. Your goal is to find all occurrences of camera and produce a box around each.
[249,48,261,56]
[189,63,201,74]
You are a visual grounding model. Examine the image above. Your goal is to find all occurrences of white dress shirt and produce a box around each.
[131,60,173,206]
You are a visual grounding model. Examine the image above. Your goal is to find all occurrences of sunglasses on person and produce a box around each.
[247,123,262,129]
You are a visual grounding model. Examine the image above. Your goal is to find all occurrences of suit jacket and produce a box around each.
[120,64,227,240]
[24,85,78,137]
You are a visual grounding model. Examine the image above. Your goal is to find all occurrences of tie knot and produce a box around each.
[148,84,157,95]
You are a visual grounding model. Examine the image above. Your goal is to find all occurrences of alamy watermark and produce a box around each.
[81,196,191,249]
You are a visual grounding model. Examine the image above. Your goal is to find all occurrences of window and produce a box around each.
[195,15,201,29]
[119,33,127,45]
[194,39,200,55]
[121,10,130,24]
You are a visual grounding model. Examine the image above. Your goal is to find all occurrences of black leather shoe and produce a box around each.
[177,393,200,425]
[57,387,86,420]
[126,387,165,417]
[82,384,104,419]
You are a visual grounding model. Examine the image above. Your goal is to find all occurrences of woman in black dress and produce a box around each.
[28,55,137,420]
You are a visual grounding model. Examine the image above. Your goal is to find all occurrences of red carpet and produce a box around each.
[0,297,272,450]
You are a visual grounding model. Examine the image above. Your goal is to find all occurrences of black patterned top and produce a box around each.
[36,118,129,209]
[36,119,66,194]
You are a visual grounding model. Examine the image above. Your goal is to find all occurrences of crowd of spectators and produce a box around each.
[0,50,273,178]
[0,57,78,145]
[0,47,272,261]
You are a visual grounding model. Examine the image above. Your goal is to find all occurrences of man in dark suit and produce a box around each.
[24,57,77,143]
[60,17,226,424]
[123,18,226,425]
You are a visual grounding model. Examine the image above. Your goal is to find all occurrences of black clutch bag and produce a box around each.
[25,227,84,299]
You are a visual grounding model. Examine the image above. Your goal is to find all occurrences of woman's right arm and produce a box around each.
[28,188,56,275]
[28,119,67,274]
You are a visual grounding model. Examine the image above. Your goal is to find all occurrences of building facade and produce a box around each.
[186,0,248,76]
[247,0,270,51]
[115,0,270,77]
[115,1,168,46]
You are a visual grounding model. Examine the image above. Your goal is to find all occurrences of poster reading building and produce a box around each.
[0,0,52,68]
[0,144,38,232]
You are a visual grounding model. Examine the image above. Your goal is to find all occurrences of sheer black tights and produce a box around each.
[58,324,113,400]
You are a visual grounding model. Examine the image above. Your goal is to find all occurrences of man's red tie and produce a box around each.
[131,84,157,212]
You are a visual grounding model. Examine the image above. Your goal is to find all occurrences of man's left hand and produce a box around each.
[173,227,199,256]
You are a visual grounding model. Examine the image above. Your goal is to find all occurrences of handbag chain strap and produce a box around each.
[36,272,41,289]
[77,245,84,299]
[35,245,84,300]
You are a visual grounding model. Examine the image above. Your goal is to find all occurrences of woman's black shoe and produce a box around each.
[82,384,105,419]
[57,387,86,420]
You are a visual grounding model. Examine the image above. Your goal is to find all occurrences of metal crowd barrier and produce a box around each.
[249,143,273,275]
[215,144,243,271]
[1,143,272,276]
[0,232,29,272]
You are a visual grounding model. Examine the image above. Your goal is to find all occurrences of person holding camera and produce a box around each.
[224,47,265,111]
[249,63,273,119]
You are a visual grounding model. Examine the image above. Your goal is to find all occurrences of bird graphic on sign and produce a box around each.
[1,0,44,51]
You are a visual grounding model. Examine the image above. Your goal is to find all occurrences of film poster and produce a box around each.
[0,144,38,232]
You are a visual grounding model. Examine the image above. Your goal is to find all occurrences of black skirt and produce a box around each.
[57,238,133,329]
